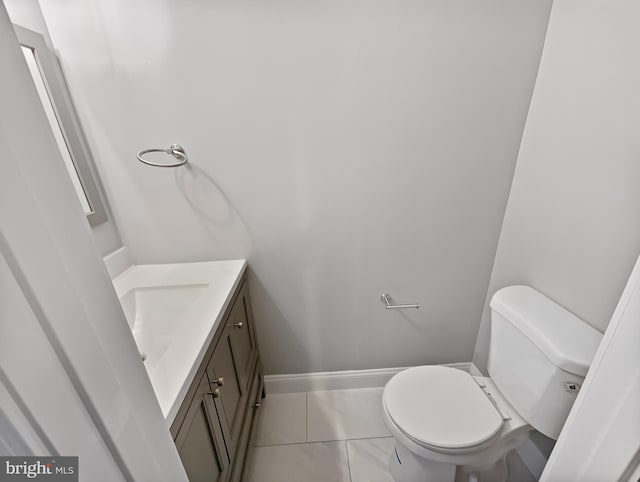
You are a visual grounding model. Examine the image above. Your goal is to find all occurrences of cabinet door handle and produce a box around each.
[233,321,244,329]
[214,377,224,387]
[209,388,220,398]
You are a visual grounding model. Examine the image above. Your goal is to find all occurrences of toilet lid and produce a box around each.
[383,366,504,450]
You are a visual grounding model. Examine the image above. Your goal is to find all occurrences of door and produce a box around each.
[175,373,229,482]
[0,6,187,480]
[205,283,259,466]
[207,326,245,459]
[540,256,640,481]
[227,283,258,392]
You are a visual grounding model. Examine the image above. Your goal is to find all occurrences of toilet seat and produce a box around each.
[383,366,504,453]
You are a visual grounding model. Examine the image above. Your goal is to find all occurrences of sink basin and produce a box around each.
[119,283,209,368]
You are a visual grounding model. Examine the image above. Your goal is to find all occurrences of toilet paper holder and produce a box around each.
[381,293,419,310]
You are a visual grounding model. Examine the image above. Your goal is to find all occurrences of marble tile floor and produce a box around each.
[244,388,537,482]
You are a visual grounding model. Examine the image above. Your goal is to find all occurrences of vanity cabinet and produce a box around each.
[171,275,264,482]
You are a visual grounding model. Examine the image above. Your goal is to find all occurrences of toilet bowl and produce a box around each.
[382,366,530,482]
[382,286,603,482]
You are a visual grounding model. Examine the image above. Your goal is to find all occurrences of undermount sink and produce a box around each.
[119,283,210,366]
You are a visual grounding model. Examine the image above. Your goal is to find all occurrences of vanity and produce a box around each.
[113,260,264,481]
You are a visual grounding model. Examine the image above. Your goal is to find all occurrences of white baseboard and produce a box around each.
[516,437,547,480]
[264,362,478,393]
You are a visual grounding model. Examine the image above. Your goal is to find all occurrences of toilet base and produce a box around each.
[389,442,510,482]
[456,458,508,482]
[390,442,456,482]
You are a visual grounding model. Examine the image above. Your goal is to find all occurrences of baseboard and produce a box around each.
[516,437,547,480]
[264,362,478,394]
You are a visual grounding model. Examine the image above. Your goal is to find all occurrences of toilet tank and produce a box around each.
[487,286,602,439]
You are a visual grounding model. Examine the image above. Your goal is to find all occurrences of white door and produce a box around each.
[0,3,187,481]
[541,255,640,481]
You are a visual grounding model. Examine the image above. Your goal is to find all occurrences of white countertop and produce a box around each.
[113,259,247,425]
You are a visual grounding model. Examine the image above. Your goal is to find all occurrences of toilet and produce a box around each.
[382,286,603,482]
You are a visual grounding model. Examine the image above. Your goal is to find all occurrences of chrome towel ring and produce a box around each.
[137,144,188,167]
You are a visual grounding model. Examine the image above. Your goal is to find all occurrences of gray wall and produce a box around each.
[39,0,551,374]
[473,0,640,374]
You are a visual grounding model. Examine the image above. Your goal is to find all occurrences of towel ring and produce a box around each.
[137,144,188,167]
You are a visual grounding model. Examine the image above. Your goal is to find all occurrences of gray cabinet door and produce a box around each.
[175,373,229,482]
[228,285,258,393]
[207,325,245,460]
[206,282,259,461]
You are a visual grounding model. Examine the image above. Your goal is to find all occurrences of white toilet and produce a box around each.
[382,286,603,482]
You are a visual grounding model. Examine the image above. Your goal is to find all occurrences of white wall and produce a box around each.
[39,0,551,374]
[3,0,124,258]
[473,0,640,375]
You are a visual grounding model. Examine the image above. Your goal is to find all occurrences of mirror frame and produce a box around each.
[14,24,108,227]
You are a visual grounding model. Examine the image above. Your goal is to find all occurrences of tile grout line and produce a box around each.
[253,439,356,448]
[254,435,394,448]
[345,440,353,482]
[305,391,308,443]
